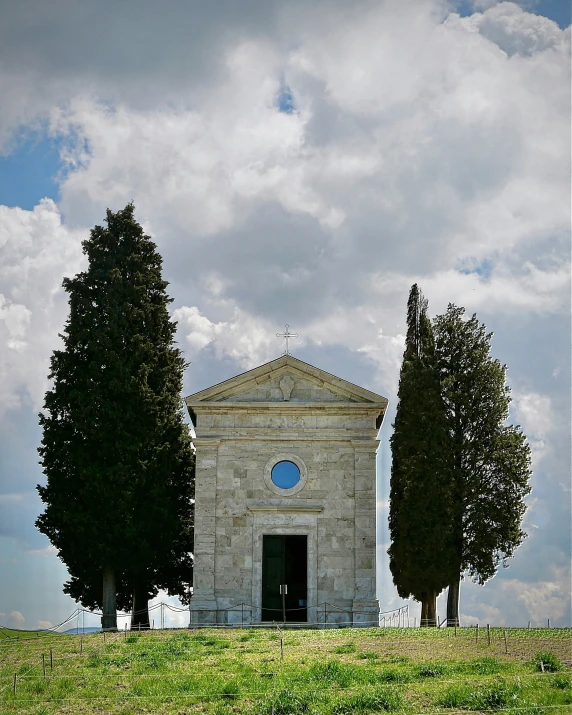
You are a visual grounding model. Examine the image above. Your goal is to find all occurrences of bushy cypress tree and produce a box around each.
[388,285,456,626]
[36,204,194,630]
[433,305,531,626]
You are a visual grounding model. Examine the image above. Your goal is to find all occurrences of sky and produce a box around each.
[0,0,570,632]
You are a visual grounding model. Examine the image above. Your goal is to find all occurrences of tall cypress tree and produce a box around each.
[433,305,531,626]
[36,204,194,630]
[388,285,456,626]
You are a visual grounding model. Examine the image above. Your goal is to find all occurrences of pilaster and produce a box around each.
[190,439,220,623]
[352,440,379,623]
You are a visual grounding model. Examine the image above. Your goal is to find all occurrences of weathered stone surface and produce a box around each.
[186,355,387,625]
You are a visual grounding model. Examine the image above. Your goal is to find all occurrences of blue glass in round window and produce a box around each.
[271,460,301,489]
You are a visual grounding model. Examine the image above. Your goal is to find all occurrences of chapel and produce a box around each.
[185,354,387,625]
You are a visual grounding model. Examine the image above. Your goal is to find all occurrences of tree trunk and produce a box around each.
[446,578,461,627]
[420,590,437,627]
[131,581,150,629]
[102,566,117,631]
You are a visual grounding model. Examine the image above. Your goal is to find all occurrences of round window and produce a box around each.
[271,461,301,489]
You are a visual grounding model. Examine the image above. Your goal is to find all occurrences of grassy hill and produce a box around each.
[0,626,58,641]
[0,626,570,713]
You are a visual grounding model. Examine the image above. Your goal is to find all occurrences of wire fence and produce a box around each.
[0,602,411,639]
[0,601,566,651]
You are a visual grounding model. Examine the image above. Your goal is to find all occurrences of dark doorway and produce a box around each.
[261,535,307,622]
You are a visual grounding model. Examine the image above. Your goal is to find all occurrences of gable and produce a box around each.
[185,355,388,407]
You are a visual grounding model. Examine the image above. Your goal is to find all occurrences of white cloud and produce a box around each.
[0,296,32,351]
[174,305,277,369]
[0,200,85,414]
[505,570,571,624]
[475,3,566,56]
[36,0,567,329]
[36,619,53,629]
[25,545,58,558]
[512,391,553,440]
[0,493,23,503]
[8,610,25,628]
[371,263,570,318]
[512,391,555,465]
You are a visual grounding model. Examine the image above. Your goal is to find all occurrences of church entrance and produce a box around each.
[261,535,307,622]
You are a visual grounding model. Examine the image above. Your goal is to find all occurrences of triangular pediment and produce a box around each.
[185,355,388,407]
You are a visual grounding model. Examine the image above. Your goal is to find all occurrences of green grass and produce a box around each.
[0,626,570,713]
[0,627,57,641]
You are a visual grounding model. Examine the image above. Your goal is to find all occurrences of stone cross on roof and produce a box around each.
[276,324,298,355]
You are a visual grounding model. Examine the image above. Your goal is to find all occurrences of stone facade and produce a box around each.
[185,355,387,625]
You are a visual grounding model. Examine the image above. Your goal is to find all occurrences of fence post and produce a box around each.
[80,637,83,655]
[13,673,16,694]
[280,584,286,624]
[487,624,490,646]
[503,630,508,654]
[42,653,46,677]
[280,636,284,661]
[50,649,53,671]
[475,624,479,644]
[547,619,550,628]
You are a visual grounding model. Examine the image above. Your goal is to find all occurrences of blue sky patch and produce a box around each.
[0,132,63,210]
[457,258,493,279]
[277,86,295,114]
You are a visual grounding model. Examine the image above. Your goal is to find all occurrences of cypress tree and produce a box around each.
[433,305,532,626]
[388,285,456,626]
[36,204,194,630]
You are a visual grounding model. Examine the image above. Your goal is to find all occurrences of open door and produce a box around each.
[261,535,307,622]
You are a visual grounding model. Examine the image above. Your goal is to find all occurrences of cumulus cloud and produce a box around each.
[501,569,571,625]
[511,391,556,466]
[0,200,85,414]
[460,2,568,56]
[38,0,567,332]
[8,610,25,628]
[512,392,553,440]
[174,305,277,369]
